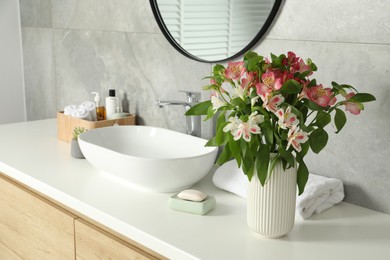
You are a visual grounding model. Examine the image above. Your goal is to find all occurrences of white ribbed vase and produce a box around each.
[247,159,297,238]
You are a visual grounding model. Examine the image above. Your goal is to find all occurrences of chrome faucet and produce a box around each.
[157,91,201,137]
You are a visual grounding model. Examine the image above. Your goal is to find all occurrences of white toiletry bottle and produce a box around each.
[91,92,105,120]
[105,89,118,119]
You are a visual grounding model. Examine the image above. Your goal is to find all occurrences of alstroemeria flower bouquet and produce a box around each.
[186,51,375,194]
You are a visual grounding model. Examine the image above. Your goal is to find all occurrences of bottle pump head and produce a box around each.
[91,92,101,106]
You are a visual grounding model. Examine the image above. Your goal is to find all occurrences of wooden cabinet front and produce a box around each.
[75,219,159,260]
[0,174,76,259]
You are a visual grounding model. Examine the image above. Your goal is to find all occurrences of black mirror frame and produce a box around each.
[150,0,283,63]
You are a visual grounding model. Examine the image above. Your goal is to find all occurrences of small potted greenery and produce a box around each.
[71,126,87,159]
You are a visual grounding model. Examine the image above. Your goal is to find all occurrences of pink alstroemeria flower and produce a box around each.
[287,126,309,152]
[307,84,337,107]
[241,71,256,90]
[343,93,363,115]
[283,52,299,66]
[298,80,310,100]
[261,94,284,113]
[255,71,283,97]
[224,61,245,80]
[297,59,312,75]
[275,106,299,129]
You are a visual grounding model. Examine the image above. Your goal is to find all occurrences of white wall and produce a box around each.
[0,0,26,124]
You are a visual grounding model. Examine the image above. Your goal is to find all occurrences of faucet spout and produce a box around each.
[157,91,202,137]
[157,100,192,111]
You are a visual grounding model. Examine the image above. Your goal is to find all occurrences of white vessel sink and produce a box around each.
[78,126,218,192]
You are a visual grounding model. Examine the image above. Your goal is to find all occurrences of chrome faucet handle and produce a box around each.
[179,90,201,102]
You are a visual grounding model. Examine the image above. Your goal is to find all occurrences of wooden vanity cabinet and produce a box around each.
[0,173,165,260]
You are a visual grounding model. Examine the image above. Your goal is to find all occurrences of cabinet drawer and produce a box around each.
[75,219,160,260]
[0,174,75,259]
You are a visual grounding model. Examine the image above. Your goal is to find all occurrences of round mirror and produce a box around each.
[150,0,282,63]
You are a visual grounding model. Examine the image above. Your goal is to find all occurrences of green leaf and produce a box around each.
[331,82,358,93]
[215,145,232,166]
[307,79,317,88]
[242,150,254,180]
[205,137,217,146]
[334,108,347,133]
[213,64,225,75]
[271,53,286,68]
[298,70,312,79]
[244,51,263,72]
[260,121,274,146]
[279,79,302,94]
[205,106,215,120]
[347,93,376,103]
[230,97,246,110]
[309,128,328,154]
[308,59,317,71]
[256,145,270,186]
[299,141,310,157]
[278,145,295,168]
[215,125,228,146]
[228,134,241,166]
[314,111,331,128]
[269,154,280,175]
[302,99,323,111]
[185,100,212,116]
[297,159,309,195]
[244,51,259,60]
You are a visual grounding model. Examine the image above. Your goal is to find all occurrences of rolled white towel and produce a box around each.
[80,100,97,121]
[213,160,344,219]
[213,160,248,198]
[296,174,344,219]
[71,107,92,121]
[64,105,78,116]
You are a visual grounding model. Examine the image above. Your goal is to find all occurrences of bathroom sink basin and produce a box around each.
[78,126,218,192]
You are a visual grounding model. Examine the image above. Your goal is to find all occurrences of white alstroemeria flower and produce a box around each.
[234,122,261,142]
[275,106,299,129]
[211,93,227,112]
[223,116,241,133]
[232,112,263,142]
[249,111,264,125]
[251,96,260,107]
[233,86,245,100]
[287,126,309,152]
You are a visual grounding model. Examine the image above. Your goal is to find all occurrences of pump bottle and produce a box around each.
[91,92,105,121]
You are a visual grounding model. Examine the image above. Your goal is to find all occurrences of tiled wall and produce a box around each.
[19,0,390,213]
[20,0,213,137]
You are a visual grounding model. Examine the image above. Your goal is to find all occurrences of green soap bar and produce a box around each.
[168,194,216,215]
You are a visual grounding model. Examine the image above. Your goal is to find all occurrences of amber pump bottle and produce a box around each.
[91,92,105,120]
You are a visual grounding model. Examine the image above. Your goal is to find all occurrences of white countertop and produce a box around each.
[0,119,390,260]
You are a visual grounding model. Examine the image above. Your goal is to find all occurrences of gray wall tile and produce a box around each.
[51,0,160,33]
[22,28,56,120]
[19,0,52,28]
[268,0,390,44]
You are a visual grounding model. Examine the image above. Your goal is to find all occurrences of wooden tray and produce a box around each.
[57,111,136,142]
